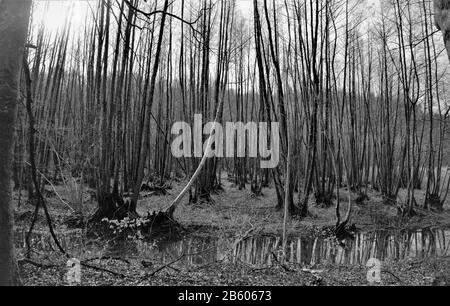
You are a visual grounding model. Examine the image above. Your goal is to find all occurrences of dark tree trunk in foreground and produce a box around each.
[0,0,32,286]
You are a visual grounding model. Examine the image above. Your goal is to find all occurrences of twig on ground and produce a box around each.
[18,258,57,269]
[80,262,127,278]
[83,256,131,265]
[140,246,218,281]
[19,256,127,279]
[382,270,403,283]
[141,254,186,280]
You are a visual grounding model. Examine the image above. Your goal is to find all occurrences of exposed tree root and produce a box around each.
[383,195,397,206]
[426,194,444,212]
[89,194,137,223]
[189,191,215,206]
[335,222,357,240]
[355,192,370,204]
[251,182,264,198]
[140,211,183,237]
[314,192,335,208]
[211,183,225,194]
[398,202,418,218]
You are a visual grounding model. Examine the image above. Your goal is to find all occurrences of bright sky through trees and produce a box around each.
[32,0,255,32]
[31,0,384,34]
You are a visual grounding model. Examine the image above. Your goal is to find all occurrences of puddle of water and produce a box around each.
[15,228,450,267]
[232,229,450,266]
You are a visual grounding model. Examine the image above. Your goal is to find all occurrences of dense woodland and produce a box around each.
[2,0,450,286]
[18,0,450,217]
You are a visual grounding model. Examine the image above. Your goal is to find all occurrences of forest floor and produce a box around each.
[17,255,450,286]
[13,177,450,286]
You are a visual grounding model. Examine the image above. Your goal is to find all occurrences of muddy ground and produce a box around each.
[13,178,450,286]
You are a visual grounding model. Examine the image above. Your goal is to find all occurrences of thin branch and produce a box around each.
[124,0,203,35]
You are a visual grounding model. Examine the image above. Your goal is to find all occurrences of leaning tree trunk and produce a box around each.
[0,0,32,286]
[435,0,450,61]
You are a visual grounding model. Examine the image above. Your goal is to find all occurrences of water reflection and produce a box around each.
[14,228,85,253]
[233,229,450,266]
[15,227,450,267]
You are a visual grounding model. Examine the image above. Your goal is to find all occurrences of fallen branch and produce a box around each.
[83,256,131,265]
[382,270,403,284]
[164,61,226,217]
[81,262,127,278]
[140,254,185,280]
[140,247,217,281]
[18,258,57,269]
[18,257,126,279]
[232,227,257,250]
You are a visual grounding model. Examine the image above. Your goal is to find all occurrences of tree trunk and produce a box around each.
[0,0,32,286]
[434,0,450,61]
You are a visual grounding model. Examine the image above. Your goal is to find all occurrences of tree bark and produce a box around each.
[435,0,450,61]
[0,0,32,286]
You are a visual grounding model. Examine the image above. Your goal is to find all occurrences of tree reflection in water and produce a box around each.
[15,228,450,267]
